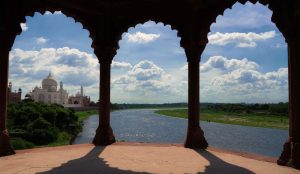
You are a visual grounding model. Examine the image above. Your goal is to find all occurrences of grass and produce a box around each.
[75,110,98,122]
[42,132,72,147]
[155,109,289,130]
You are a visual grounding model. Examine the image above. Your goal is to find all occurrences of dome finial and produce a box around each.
[48,72,52,78]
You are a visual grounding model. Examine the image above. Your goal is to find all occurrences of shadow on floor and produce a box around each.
[194,149,255,174]
[37,146,150,174]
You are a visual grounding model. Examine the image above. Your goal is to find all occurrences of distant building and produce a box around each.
[8,82,22,103]
[68,86,91,107]
[27,73,68,104]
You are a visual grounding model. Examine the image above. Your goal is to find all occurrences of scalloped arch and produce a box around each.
[208,0,286,40]
[114,18,183,51]
[15,7,97,51]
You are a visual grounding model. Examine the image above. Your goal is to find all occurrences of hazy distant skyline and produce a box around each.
[9,2,288,103]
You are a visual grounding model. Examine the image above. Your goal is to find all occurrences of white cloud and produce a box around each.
[126,32,160,43]
[200,56,259,72]
[36,37,48,44]
[112,61,132,69]
[9,47,99,101]
[45,11,62,15]
[20,23,28,31]
[9,48,288,103]
[179,56,288,103]
[208,31,276,48]
[212,2,274,29]
[128,60,164,81]
[112,60,178,103]
[273,43,287,48]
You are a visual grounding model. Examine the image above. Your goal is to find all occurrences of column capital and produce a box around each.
[0,27,19,52]
[181,39,207,63]
[94,47,117,64]
[287,36,300,45]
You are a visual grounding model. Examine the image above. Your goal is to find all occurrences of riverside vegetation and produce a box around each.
[155,103,288,130]
[7,99,98,150]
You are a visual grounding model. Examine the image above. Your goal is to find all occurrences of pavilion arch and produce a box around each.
[92,19,208,149]
[113,19,184,55]
[202,0,289,41]
[203,1,296,168]
[13,8,97,53]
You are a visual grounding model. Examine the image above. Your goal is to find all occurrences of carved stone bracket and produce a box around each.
[94,47,117,64]
[181,40,207,63]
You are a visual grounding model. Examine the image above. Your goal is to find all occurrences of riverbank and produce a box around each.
[1,143,298,174]
[155,109,288,130]
[75,110,98,122]
[48,110,98,146]
[11,109,98,150]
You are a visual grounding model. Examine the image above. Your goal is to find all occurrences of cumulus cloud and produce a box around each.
[112,61,132,69]
[200,56,259,72]
[36,37,48,44]
[20,23,28,31]
[208,31,276,48]
[212,2,274,29]
[9,47,100,100]
[9,47,288,103]
[45,11,62,15]
[179,56,288,103]
[128,61,164,81]
[112,60,173,96]
[126,32,160,43]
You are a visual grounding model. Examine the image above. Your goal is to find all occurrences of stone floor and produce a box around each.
[0,143,299,174]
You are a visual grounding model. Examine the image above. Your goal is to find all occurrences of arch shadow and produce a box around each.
[36,146,150,174]
[194,149,255,174]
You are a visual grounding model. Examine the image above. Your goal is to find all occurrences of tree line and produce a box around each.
[7,99,81,149]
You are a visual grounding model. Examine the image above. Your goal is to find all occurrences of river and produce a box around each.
[73,109,288,157]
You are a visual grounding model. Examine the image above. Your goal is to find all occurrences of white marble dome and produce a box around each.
[42,73,58,92]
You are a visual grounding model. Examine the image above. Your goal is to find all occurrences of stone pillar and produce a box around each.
[183,43,208,149]
[0,46,15,156]
[278,38,300,169]
[93,52,116,146]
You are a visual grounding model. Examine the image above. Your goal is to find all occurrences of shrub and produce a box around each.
[26,118,59,145]
[11,138,34,150]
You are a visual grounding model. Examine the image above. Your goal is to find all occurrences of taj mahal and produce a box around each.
[27,72,69,105]
[27,72,91,106]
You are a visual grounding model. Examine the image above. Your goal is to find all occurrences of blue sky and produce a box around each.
[9,2,288,103]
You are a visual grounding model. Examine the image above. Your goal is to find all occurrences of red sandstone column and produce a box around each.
[183,44,208,149]
[278,38,300,169]
[93,59,116,145]
[0,47,15,156]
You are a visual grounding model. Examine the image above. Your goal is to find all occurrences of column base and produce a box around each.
[277,139,291,166]
[291,142,300,169]
[0,130,15,157]
[93,126,116,146]
[278,139,300,169]
[184,127,208,149]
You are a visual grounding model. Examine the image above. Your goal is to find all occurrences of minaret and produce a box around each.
[80,85,83,105]
[60,81,63,90]
[60,81,63,104]
[8,82,12,92]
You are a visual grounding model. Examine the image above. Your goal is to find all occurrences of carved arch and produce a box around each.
[205,0,289,41]
[11,5,97,52]
[115,19,182,48]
